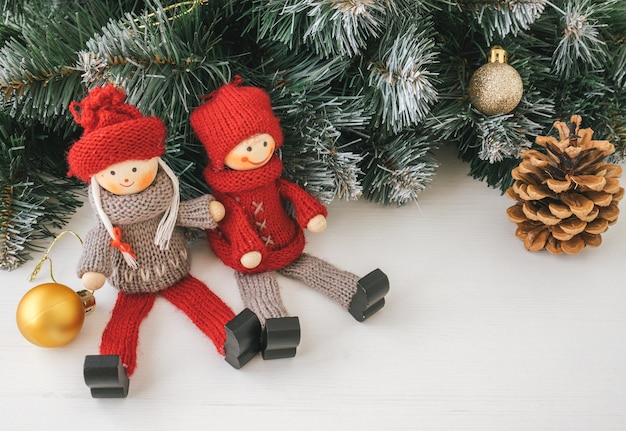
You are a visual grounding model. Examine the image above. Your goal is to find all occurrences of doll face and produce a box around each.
[95,157,160,195]
[224,133,275,171]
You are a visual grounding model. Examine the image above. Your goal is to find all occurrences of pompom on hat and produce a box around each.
[67,85,166,183]
[190,76,283,171]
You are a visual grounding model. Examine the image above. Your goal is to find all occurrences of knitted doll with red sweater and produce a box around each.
[67,85,236,398]
[190,77,389,368]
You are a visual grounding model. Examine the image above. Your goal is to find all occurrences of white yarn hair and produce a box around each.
[154,157,180,251]
[90,157,180,269]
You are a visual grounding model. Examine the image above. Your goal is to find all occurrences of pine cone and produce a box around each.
[506,115,624,254]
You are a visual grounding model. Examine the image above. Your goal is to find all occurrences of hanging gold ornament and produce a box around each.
[468,46,524,116]
[17,283,95,347]
[15,231,96,348]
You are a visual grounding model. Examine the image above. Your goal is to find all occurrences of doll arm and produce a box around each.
[82,272,107,291]
[306,214,327,233]
[77,224,113,290]
[177,195,224,229]
[277,178,328,230]
[217,194,266,268]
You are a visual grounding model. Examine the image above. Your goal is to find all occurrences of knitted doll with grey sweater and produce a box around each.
[67,85,235,398]
[190,77,390,368]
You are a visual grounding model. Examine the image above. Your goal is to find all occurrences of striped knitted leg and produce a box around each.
[161,275,235,356]
[278,253,360,309]
[99,291,156,377]
[234,271,288,326]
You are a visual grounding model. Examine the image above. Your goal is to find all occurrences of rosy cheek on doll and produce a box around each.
[224,134,276,171]
[95,158,160,195]
[96,172,124,195]
[136,170,157,190]
[104,182,123,195]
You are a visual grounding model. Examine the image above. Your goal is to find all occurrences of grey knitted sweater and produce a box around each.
[77,168,218,294]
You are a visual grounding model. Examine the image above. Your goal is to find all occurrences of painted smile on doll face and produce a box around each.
[95,157,160,195]
[224,133,276,171]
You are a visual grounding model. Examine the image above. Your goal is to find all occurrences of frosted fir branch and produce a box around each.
[474,89,554,163]
[253,0,390,58]
[474,113,537,163]
[80,2,234,122]
[0,0,24,15]
[476,114,520,163]
[0,2,126,129]
[269,51,372,133]
[460,0,547,43]
[303,96,367,201]
[603,118,626,164]
[458,88,555,190]
[552,0,609,80]
[276,93,367,202]
[0,21,21,45]
[76,51,111,85]
[425,97,478,150]
[367,18,438,133]
[0,120,82,270]
[0,27,82,127]
[161,118,214,200]
[0,137,41,270]
[251,0,307,49]
[361,132,439,205]
[610,40,626,88]
[302,137,364,202]
[280,137,363,203]
[268,47,352,96]
[304,0,388,57]
[0,188,44,271]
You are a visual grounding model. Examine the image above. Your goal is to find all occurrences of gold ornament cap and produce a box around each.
[488,46,509,64]
[77,289,96,315]
[468,46,523,116]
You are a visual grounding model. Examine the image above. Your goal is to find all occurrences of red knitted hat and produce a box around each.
[67,85,166,183]
[190,76,283,171]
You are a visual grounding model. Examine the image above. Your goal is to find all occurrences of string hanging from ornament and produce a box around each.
[468,45,524,116]
[16,231,96,348]
[134,0,208,28]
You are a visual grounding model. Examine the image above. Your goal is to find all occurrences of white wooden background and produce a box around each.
[2,145,625,431]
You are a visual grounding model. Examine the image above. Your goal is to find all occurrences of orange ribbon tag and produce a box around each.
[111,226,136,259]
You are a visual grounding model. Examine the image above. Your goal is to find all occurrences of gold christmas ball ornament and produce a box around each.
[16,230,94,347]
[468,46,524,116]
[16,283,96,347]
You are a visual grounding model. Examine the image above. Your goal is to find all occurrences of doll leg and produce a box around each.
[278,253,359,308]
[84,291,156,398]
[278,253,390,322]
[233,271,300,361]
[99,292,157,375]
[234,271,288,324]
[161,274,235,356]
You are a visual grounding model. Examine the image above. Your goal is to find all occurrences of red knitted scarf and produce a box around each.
[204,156,283,193]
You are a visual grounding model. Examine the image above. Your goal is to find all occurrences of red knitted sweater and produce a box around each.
[204,156,327,273]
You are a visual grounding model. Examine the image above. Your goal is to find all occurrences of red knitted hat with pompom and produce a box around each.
[190,76,283,171]
[67,85,166,183]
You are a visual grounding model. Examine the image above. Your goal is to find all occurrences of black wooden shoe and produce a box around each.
[348,269,390,322]
[262,316,301,360]
[84,354,129,398]
[224,308,262,369]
